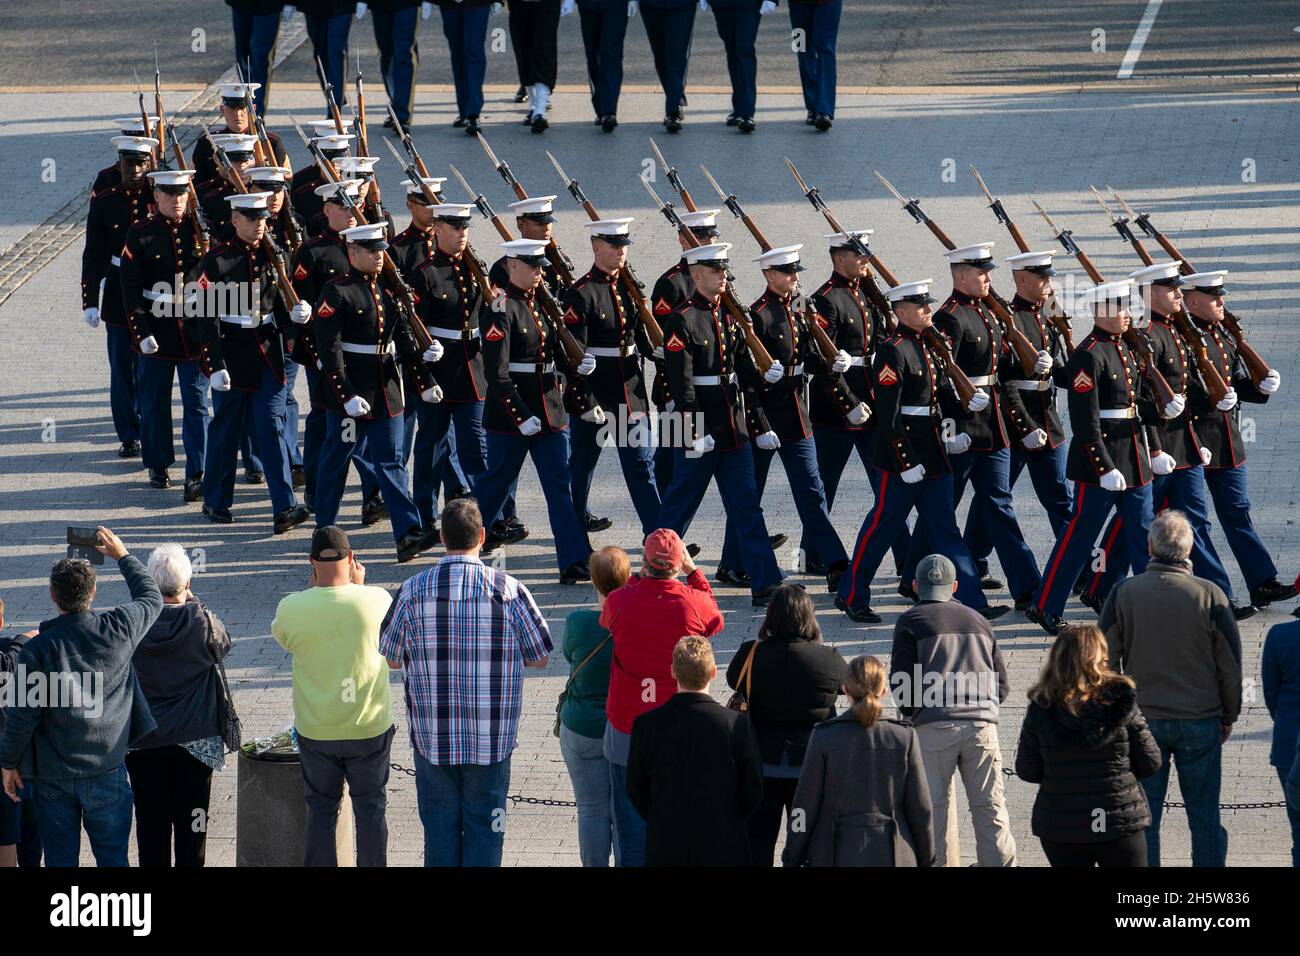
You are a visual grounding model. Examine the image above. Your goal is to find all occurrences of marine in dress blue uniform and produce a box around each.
[290,130,354,238]
[788,0,840,130]
[706,0,777,132]
[190,84,289,183]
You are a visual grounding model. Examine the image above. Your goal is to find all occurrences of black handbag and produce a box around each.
[203,607,242,753]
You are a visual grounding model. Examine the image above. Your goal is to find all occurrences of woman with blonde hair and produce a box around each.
[782,654,934,867]
[1015,622,1161,866]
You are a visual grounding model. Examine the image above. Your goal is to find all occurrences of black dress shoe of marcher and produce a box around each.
[814,113,832,131]
[202,504,234,524]
[244,470,265,485]
[118,439,140,458]
[453,114,467,128]
[383,115,397,131]
[464,116,481,135]
[601,114,618,132]
[291,466,306,489]
[273,504,310,535]
[531,113,548,133]
[725,112,740,126]
[751,584,780,607]
[768,532,788,551]
[804,556,828,576]
[149,469,171,489]
[979,604,1011,621]
[1251,578,1298,608]
[1231,602,1258,622]
[514,85,527,103]
[361,494,389,527]
[738,116,755,133]
[396,526,440,563]
[1013,591,1035,612]
[686,542,701,559]
[805,111,815,126]
[714,568,751,588]
[979,573,1003,591]
[184,475,204,502]
[585,513,613,533]
[1025,604,1063,635]
[560,560,593,585]
[497,522,529,545]
[826,561,848,593]
[1077,591,1103,615]
[664,115,682,133]
[834,596,881,624]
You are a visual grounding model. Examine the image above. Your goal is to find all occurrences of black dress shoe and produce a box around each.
[769,532,788,551]
[1231,602,1258,622]
[273,503,310,534]
[303,490,315,513]
[714,568,751,588]
[495,520,530,545]
[805,111,816,126]
[804,556,828,575]
[738,116,756,133]
[453,114,467,128]
[585,513,613,533]
[664,114,682,133]
[979,604,1011,621]
[521,111,534,125]
[361,493,389,527]
[514,84,528,103]
[464,116,481,135]
[1250,578,1298,608]
[1025,604,1064,635]
[291,466,306,489]
[1077,591,1103,615]
[601,113,618,132]
[396,525,440,563]
[184,474,204,502]
[834,596,881,624]
[686,542,701,559]
[725,112,740,127]
[118,439,140,458]
[979,574,1003,591]
[826,560,848,593]
[751,584,780,607]
[383,115,398,131]
[244,469,265,485]
[531,113,548,133]
[560,559,592,585]
[1013,591,1035,612]
[202,504,234,524]
[897,581,918,603]
[814,113,833,131]
[148,468,171,489]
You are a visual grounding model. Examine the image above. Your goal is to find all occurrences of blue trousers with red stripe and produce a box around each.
[1083,465,1233,605]
[1033,481,1154,620]
[837,470,985,612]
[967,440,1072,577]
[1204,462,1278,591]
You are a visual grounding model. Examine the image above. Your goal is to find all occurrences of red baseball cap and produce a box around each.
[643,528,685,572]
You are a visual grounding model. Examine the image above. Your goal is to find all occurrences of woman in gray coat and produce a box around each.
[782,654,935,867]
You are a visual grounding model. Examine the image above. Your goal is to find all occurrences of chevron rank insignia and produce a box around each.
[1073,370,1094,393]
[293,263,309,281]
[666,332,686,352]
[654,296,672,316]
[877,364,899,387]
[484,323,505,342]
[316,300,335,318]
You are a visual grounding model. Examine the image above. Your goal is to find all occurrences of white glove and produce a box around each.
[1261,369,1281,394]
[355,1,367,18]
[84,307,100,328]
[831,349,852,374]
[1215,387,1238,412]
[139,335,159,355]
[422,339,445,363]
[846,402,871,425]
[519,416,543,436]
[576,353,597,376]
[210,368,232,392]
[1199,446,1212,466]
[581,405,607,424]
[290,301,312,325]
[344,395,371,417]
[900,464,925,484]
[1099,468,1127,493]
[628,1,639,16]
[283,4,296,21]
[756,431,780,451]
[763,360,785,384]
[692,433,715,454]
[561,0,576,14]
[1034,349,1053,376]
[421,385,444,403]
[1162,394,1186,419]
[760,0,776,11]
[651,346,664,362]
[1151,451,1177,476]
[492,2,503,13]
[1021,428,1047,450]
[944,432,972,456]
[966,388,990,413]
[421,1,433,19]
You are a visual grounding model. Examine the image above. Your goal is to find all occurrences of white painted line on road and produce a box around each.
[1118,0,1165,79]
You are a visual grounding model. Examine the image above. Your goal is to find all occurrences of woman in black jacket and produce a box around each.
[1015,622,1162,867]
[726,583,848,866]
[126,545,231,867]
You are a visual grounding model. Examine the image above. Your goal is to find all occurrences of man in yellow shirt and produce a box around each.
[271,526,396,867]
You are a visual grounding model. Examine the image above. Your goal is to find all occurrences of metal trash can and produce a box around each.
[236,747,354,867]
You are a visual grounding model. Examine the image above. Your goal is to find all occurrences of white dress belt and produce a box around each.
[219,314,271,328]
[340,341,396,356]
[1098,406,1137,419]
[693,373,737,386]
[110,255,122,267]
[848,355,867,367]
[142,289,169,302]
[1007,379,1053,392]
[784,364,806,377]
[588,344,636,358]
[509,361,555,374]
[427,325,479,340]
[967,375,993,387]
[900,405,933,416]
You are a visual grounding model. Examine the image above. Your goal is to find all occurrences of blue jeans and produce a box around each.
[1205,463,1277,590]
[105,324,141,443]
[559,725,618,867]
[372,4,421,124]
[413,752,512,867]
[305,12,352,109]
[607,759,646,867]
[139,356,209,479]
[32,766,134,867]
[789,0,841,117]
[1141,717,1228,867]
[569,413,660,537]
[440,3,490,117]
[316,411,421,541]
[203,364,296,515]
[231,7,281,114]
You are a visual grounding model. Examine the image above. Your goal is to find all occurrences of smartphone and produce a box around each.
[67,526,105,565]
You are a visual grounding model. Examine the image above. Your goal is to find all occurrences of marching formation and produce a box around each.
[81,78,1297,628]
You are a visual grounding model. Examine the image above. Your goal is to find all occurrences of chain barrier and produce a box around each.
[389,762,579,808]
[999,767,1287,810]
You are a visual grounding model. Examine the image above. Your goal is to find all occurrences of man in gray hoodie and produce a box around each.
[0,528,162,867]
[889,553,1016,867]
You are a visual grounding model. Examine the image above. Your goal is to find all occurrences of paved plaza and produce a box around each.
[2,3,1299,867]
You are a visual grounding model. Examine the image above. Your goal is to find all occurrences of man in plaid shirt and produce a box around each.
[382,499,553,867]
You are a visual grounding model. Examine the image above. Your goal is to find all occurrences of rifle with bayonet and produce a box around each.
[1106,187,1270,387]
[290,113,434,350]
[639,177,775,374]
[874,170,1041,375]
[969,165,1074,355]
[1090,188,1228,404]
[446,162,588,372]
[132,70,158,169]
[697,164,839,365]
[315,57,347,136]
[151,46,168,170]
[1030,199,1177,408]
[650,138,696,212]
[545,150,665,349]
[164,126,211,255]
[353,51,369,157]
[231,61,267,166]
[474,132,578,286]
